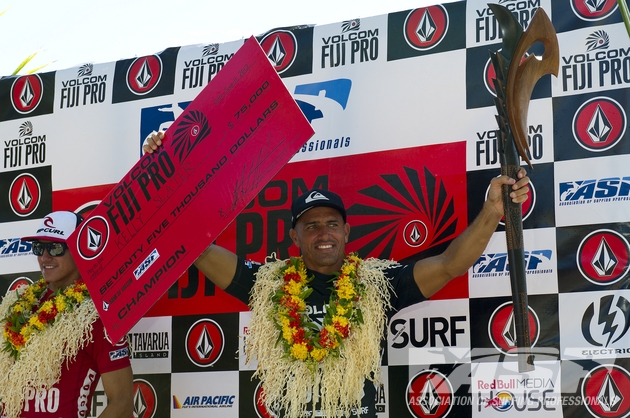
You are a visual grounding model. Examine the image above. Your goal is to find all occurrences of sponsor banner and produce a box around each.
[0,165,52,222]
[560,359,630,418]
[171,313,239,373]
[466,98,554,172]
[472,360,562,417]
[238,311,255,371]
[66,37,314,341]
[127,316,172,374]
[2,119,49,171]
[388,299,471,366]
[556,222,630,293]
[466,163,555,233]
[313,15,386,72]
[388,363,472,417]
[555,154,630,227]
[112,47,179,103]
[54,62,115,111]
[552,89,630,162]
[465,0,553,49]
[386,2,466,61]
[469,295,560,362]
[256,25,314,78]
[0,73,55,121]
[553,23,630,97]
[469,227,558,298]
[0,271,39,296]
[465,42,552,110]
[175,40,243,94]
[551,0,621,34]
[89,374,170,418]
[171,371,239,417]
[559,290,630,361]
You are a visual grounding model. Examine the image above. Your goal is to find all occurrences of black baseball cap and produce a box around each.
[291,189,347,227]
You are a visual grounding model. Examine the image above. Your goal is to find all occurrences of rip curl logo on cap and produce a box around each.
[260,30,298,74]
[487,301,540,356]
[577,229,630,286]
[406,370,454,417]
[9,173,41,217]
[11,75,44,114]
[570,0,618,21]
[185,318,225,367]
[132,379,158,418]
[403,6,449,51]
[581,364,630,418]
[572,97,626,152]
[126,55,163,95]
[76,216,110,260]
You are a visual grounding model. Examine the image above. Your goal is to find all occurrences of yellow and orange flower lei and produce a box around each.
[1,278,90,360]
[272,253,365,365]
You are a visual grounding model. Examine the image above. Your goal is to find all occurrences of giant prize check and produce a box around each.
[67,37,315,342]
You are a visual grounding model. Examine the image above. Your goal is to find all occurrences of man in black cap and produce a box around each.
[144,132,530,417]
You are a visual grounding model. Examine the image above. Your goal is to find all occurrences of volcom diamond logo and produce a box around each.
[76,216,110,260]
[259,30,298,74]
[126,55,163,95]
[185,318,224,367]
[403,6,449,51]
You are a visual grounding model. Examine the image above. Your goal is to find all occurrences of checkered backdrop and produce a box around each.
[1,0,630,417]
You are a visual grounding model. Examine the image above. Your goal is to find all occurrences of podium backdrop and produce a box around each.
[1,0,629,417]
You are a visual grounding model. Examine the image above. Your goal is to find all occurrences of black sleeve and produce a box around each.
[223,257,260,305]
[387,263,426,312]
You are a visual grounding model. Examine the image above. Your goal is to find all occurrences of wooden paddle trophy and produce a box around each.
[488,4,558,372]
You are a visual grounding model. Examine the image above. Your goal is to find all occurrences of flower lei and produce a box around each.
[2,278,90,360]
[272,253,365,365]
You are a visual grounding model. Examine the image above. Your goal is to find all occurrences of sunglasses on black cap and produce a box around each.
[32,241,68,257]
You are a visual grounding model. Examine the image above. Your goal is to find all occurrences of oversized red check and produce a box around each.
[66,37,314,342]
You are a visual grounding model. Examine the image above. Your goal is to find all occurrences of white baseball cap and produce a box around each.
[21,211,83,243]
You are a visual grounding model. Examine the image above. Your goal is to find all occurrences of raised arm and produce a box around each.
[413,169,529,298]
[99,366,134,418]
[193,244,239,290]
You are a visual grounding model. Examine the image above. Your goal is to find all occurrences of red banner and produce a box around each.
[66,37,314,341]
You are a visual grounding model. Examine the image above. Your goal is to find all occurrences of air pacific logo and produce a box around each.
[582,294,630,348]
[260,30,298,74]
[126,55,163,95]
[576,229,630,285]
[132,379,158,418]
[581,364,630,418]
[570,0,618,21]
[9,173,41,217]
[406,370,454,417]
[11,75,44,114]
[488,301,540,356]
[572,96,626,152]
[403,6,449,51]
[76,216,110,260]
[185,318,225,367]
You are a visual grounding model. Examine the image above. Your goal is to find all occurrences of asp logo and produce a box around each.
[260,30,298,74]
[573,97,626,152]
[403,6,449,51]
[132,379,158,418]
[126,55,163,95]
[9,173,41,217]
[576,229,630,286]
[185,318,225,367]
[570,0,618,21]
[11,75,44,114]
[582,294,630,348]
[76,216,110,260]
[488,302,540,356]
[406,370,453,417]
[293,78,352,124]
[581,364,630,418]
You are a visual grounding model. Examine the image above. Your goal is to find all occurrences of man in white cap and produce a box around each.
[0,211,134,418]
